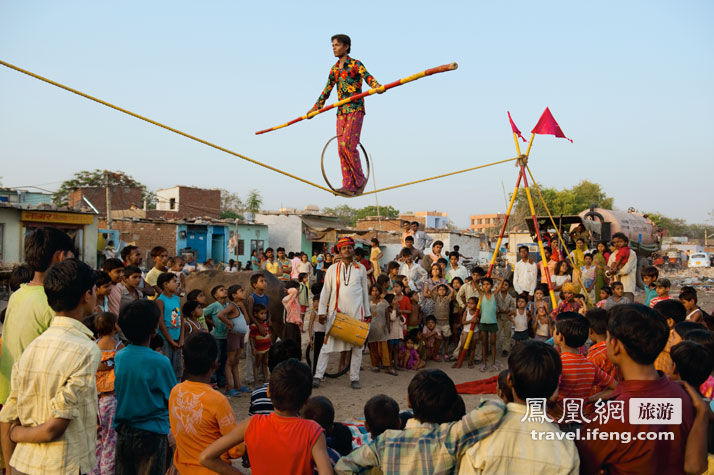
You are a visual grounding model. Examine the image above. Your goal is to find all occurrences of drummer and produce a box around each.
[313,236,371,390]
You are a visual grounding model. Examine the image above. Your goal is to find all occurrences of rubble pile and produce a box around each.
[662,267,714,291]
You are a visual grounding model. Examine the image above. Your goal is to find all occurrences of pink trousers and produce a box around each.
[336,111,366,191]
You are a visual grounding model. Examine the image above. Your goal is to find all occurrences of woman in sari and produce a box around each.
[569,238,588,293]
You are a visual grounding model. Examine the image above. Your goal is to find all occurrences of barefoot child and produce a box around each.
[434,284,454,361]
[479,277,503,372]
[218,285,250,396]
[384,294,404,370]
[155,273,184,380]
[422,316,442,361]
[511,294,531,346]
[249,304,272,385]
[455,297,480,367]
[368,284,395,375]
[406,290,422,332]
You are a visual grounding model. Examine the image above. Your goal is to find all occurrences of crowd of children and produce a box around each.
[2,227,714,474]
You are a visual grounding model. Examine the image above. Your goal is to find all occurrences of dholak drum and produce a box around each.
[327,312,369,347]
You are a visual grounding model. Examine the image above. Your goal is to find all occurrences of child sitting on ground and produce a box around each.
[302,396,344,465]
[169,332,241,474]
[0,259,101,475]
[422,315,442,361]
[114,299,177,474]
[399,333,425,370]
[459,341,579,473]
[335,369,505,473]
[199,359,332,474]
[496,369,513,403]
[249,303,272,384]
[94,311,124,473]
[596,286,612,309]
[363,394,401,439]
[649,278,672,308]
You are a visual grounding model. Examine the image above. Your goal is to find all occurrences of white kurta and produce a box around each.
[318,260,371,354]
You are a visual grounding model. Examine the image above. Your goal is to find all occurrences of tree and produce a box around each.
[645,212,714,239]
[322,205,400,227]
[510,180,614,229]
[220,190,244,219]
[52,169,150,207]
[245,190,262,215]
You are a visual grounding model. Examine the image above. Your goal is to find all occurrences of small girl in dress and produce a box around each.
[399,333,425,370]
[511,294,531,345]
[454,297,480,368]
[94,312,125,475]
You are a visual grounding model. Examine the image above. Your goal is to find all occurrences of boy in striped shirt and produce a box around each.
[554,313,615,412]
[585,308,620,385]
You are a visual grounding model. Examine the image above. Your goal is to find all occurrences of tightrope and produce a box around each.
[1,59,516,197]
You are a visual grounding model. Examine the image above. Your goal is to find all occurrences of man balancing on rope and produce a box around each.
[313,236,371,389]
[307,34,383,196]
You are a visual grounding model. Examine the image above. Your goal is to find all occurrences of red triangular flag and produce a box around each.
[531,107,572,143]
[507,111,527,143]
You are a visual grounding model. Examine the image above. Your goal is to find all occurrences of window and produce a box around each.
[169,198,176,210]
[238,239,245,255]
[251,239,265,253]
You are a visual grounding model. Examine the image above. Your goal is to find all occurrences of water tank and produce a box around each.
[579,208,658,246]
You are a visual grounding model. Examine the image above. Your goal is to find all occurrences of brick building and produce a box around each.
[155,186,220,219]
[68,186,143,216]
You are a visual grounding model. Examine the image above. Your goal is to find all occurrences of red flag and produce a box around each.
[531,107,572,143]
[507,111,527,143]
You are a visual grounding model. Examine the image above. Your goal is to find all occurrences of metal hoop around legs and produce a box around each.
[320,136,371,197]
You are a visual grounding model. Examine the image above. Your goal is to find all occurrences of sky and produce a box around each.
[1,1,713,228]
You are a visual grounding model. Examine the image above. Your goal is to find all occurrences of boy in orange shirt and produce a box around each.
[169,332,241,474]
[200,359,332,474]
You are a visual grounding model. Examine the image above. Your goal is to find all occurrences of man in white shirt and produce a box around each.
[399,249,428,292]
[411,221,433,252]
[421,240,444,271]
[513,246,537,296]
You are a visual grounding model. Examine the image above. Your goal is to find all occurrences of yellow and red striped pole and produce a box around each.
[454,172,522,368]
[255,62,458,135]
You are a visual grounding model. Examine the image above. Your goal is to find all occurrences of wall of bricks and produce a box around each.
[176,186,220,219]
[68,186,143,215]
[107,219,178,258]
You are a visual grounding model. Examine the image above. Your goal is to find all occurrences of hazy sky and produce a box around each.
[1,1,712,228]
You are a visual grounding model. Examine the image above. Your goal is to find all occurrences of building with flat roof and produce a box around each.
[469,213,505,236]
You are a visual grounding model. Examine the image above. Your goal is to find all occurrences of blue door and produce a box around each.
[186,228,208,263]
[211,230,225,264]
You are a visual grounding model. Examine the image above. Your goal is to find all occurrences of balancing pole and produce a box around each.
[255,62,458,135]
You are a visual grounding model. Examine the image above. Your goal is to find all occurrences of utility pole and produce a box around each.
[105,170,113,229]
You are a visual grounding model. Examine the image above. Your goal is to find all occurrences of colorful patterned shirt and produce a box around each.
[314,56,380,115]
